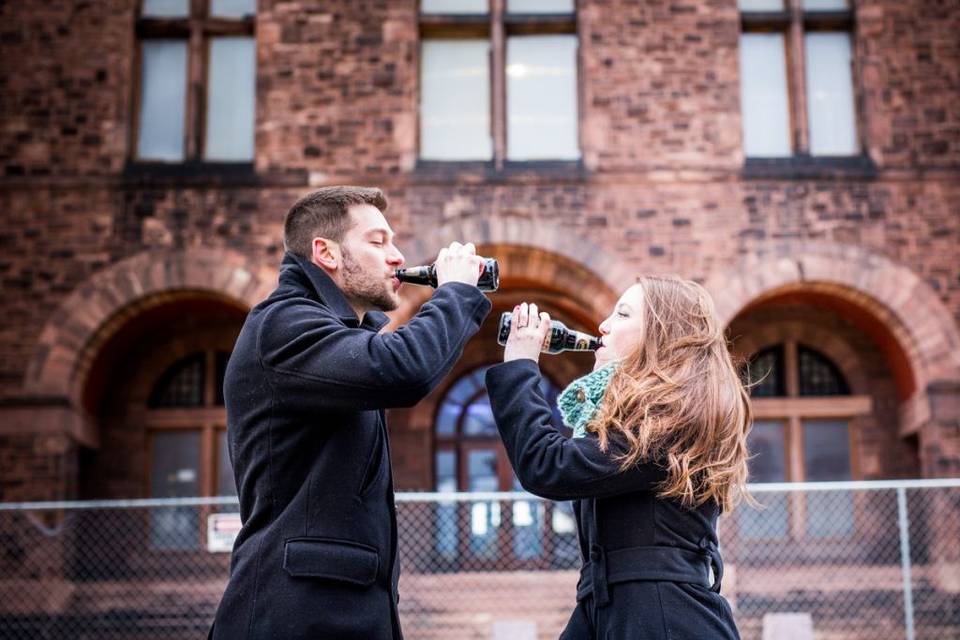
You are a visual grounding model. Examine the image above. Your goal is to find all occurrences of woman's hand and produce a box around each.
[503,302,551,363]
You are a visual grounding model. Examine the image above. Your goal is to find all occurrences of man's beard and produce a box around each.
[340,247,399,313]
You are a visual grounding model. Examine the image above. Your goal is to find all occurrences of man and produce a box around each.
[210,186,491,639]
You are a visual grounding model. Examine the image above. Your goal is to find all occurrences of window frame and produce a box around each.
[739,0,868,171]
[417,0,582,170]
[747,340,872,542]
[432,363,572,570]
[138,347,233,551]
[132,0,256,167]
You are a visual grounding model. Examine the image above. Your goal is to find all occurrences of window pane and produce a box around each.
[435,401,460,436]
[210,0,256,17]
[463,397,497,436]
[803,420,853,537]
[747,420,787,482]
[142,0,189,17]
[421,0,488,13]
[420,40,492,160]
[803,419,851,481]
[137,40,187,161]
[435,450,458,558]
[551,501,579,564]
[741,420,788,539]
[468,450,500,558]
[739,33,791,157]
[512,475,543,559]
[803,0,847,9]
[738,0,783,10]
[150,431,201,549]
[508,0,574,12]
[798,345,849,396]
[205,37,256,161]
[149,353,205,408]
[217,430,237,497]
[748,346,785,397]
[805,32,857,156]
[507,35,579,160]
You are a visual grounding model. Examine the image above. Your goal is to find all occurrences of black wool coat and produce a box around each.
[486,359,740,640]
[210,252,491,640]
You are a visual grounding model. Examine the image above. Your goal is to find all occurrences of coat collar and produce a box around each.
[280,252,390,332]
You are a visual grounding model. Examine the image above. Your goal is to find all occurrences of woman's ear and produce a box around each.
[311,237,340,271]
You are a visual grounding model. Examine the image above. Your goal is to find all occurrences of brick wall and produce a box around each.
[0,0,957,500]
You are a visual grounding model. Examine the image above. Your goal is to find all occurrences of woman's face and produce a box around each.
[594,284,645,370]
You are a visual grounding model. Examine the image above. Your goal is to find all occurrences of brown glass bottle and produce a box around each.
[497,312,600,354]
[395,258,500,292]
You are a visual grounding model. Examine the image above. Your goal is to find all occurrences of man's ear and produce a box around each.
[311,237,340,271]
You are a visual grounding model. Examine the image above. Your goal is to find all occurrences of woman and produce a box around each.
[485,276,751,639]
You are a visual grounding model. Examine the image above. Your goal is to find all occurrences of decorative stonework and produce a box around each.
[705,241,960,434]
[22,248,275,407]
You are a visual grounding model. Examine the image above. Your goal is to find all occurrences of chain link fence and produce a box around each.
[0,480,957,639]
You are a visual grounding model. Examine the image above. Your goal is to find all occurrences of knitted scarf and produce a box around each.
[557,363,617,439]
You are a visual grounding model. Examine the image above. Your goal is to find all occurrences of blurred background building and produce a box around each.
[0,0,958,638]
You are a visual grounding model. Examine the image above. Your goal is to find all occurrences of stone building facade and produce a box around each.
[0,0,958,636]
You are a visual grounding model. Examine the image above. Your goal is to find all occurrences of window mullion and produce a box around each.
[784,340,800,398]
[490,0,507,169]
[787,0,809,154]
[787,414,806,539]
[204,350,216,406]
[201,423,215,497]
[185,19,206,161]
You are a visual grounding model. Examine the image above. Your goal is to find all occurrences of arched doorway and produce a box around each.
[726,293,918,564]
[79,295,246,549]
[431,364,579,571]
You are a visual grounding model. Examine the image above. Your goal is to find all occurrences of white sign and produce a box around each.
[207,512,242,552]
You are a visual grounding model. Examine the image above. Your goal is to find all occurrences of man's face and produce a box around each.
[337,204,405,314]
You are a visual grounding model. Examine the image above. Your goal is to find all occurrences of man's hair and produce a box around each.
[283,186,388,258]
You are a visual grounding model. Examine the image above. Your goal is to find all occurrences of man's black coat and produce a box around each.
[210,252,491,640]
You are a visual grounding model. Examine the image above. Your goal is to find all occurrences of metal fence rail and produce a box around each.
[0,480,958,639]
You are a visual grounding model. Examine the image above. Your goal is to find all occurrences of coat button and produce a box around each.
[576,388,586,402]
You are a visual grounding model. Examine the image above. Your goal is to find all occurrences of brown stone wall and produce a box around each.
[0,432,76,503]
[0,2,134,178]
[0,0,957,497]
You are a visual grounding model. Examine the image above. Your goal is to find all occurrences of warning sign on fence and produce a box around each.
[207,512,242,552]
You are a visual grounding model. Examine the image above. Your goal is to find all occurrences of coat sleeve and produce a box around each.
[485,359,668,501]
[258,282,491,410]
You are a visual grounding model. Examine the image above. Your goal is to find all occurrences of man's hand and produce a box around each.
[504,302,551,364]
[435,241,484,289]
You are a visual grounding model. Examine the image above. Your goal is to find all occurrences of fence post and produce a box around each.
[896,487,915,640]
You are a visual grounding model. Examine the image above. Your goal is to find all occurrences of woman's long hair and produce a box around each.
[589,276,753,512]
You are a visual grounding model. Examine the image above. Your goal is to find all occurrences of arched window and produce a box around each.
[145,349,235,549]
[434,365,578,569]
[742,342,871,541]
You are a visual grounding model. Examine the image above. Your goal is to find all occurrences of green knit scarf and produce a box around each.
[557,363,617,439]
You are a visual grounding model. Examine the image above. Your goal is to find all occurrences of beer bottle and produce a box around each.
[497,311,600,354]
[396,258,500,292]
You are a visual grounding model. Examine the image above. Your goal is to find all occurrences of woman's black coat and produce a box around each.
[486,359,740,640]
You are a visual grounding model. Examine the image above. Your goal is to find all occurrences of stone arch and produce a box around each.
[704,241,960,433]
[23,248,276,408]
